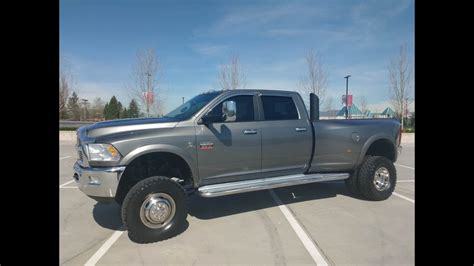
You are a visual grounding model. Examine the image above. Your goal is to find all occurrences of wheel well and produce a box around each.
[115,152,194,204]
[365,139,396,162]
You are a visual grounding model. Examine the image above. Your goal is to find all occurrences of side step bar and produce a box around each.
[198,173,350,198]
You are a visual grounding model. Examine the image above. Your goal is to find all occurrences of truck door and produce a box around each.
[195,94,262,185]
[258,93,313,177]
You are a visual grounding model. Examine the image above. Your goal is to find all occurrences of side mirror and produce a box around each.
[222,100,236,122]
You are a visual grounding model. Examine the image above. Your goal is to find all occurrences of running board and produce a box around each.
[198,173,350,198]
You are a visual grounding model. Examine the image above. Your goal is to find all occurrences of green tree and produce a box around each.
[103,102,109,119]
[67,92,81,120]
[410,112,415,130]
[121,108,129,119]
[128,99,140,118]
[104,96,121,120]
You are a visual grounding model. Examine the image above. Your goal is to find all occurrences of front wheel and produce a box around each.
[121,176,188,243]
[357,156,397,201]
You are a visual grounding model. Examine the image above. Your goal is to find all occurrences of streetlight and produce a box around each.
[145,72,152,117]
[81,99,88,121]
[404,97,409,128]
[344,75,351,119]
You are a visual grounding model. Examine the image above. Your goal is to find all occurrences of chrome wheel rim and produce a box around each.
[373,167,391,191]
[140,193,176,229]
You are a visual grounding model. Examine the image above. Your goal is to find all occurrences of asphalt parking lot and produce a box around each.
[60,141,414,265]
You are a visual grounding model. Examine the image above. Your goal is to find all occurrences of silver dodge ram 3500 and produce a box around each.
[73,89,401,243]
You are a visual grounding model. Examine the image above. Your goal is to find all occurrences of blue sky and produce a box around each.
[60,0,414,113]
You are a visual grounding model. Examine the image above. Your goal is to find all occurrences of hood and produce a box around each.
[81,117,180,139]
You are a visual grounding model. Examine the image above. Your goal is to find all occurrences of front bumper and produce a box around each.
[73,162,126,201]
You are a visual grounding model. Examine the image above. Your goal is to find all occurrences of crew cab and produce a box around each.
[73,89,401,243]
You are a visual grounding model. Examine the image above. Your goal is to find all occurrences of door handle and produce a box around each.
[295,127,307,132]
[243,129,257,135]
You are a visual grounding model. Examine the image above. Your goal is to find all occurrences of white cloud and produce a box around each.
[197,3,328,37]
[192,44,229,56]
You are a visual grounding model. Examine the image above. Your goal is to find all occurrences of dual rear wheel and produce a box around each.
[345,156,397,201]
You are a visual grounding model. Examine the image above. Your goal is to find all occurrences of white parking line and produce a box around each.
[395,163,414,170]
[393,192,414,203]
[85,228,124,266]
[269,189,329,266]
[60,156,72,160]
[397,180,415,183]
[59,180,75,188]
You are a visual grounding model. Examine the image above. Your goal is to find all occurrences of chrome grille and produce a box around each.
[78,148,83,161]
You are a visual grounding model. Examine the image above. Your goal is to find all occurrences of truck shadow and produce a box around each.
[207,124,232,146]
[91,181,360,233]
[92,202,124,231]
[91,201,190,238]
[188,181,361,220]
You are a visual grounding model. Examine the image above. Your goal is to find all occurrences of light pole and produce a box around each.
[81,99,88,121]
[344,75,351,119]
[145,72,151,117]
[404,97,409,128]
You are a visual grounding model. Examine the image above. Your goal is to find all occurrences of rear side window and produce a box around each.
[261,96,299,120]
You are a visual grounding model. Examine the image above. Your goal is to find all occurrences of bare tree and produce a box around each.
[59,59,74,119]
[359,95,368,116]
[218,55,246,90]
[322,96,334,119]
[324,96,334,111]
[389,44,412,128]
[127,48,162,117]
[91,97,105,120]
[299,50,328,106]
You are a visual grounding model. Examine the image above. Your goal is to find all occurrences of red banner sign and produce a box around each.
[143,91,154,105]
[342,95,353,107]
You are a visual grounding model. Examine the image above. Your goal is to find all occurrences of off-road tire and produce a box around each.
[357,156,397,201]
[121,176,187,243]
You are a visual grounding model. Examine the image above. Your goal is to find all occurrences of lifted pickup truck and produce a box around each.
[74,89,401,243]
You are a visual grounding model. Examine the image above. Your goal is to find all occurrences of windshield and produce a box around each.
[163,91,222,120]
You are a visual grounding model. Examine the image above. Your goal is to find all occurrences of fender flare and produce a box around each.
[357,134,397,165]
[120,144,199,187]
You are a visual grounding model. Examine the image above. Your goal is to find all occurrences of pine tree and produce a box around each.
[118,101,123,116]
[105,96,121,120]
[128,99,140,118]
[121,108,129,119]
[67,92,81,120]
[103,103,109,119]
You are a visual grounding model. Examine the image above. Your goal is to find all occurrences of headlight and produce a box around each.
[86,144,121,161]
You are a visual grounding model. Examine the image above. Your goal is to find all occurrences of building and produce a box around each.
[335,104,365,119]
[369,107,396,118]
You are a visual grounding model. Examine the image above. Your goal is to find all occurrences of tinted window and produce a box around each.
[208,95,255,122]
[164,91,221,120]
[261,96,298,120]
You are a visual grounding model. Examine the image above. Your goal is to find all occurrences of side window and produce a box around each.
[208,95,255,122]
[261,96,299,120]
